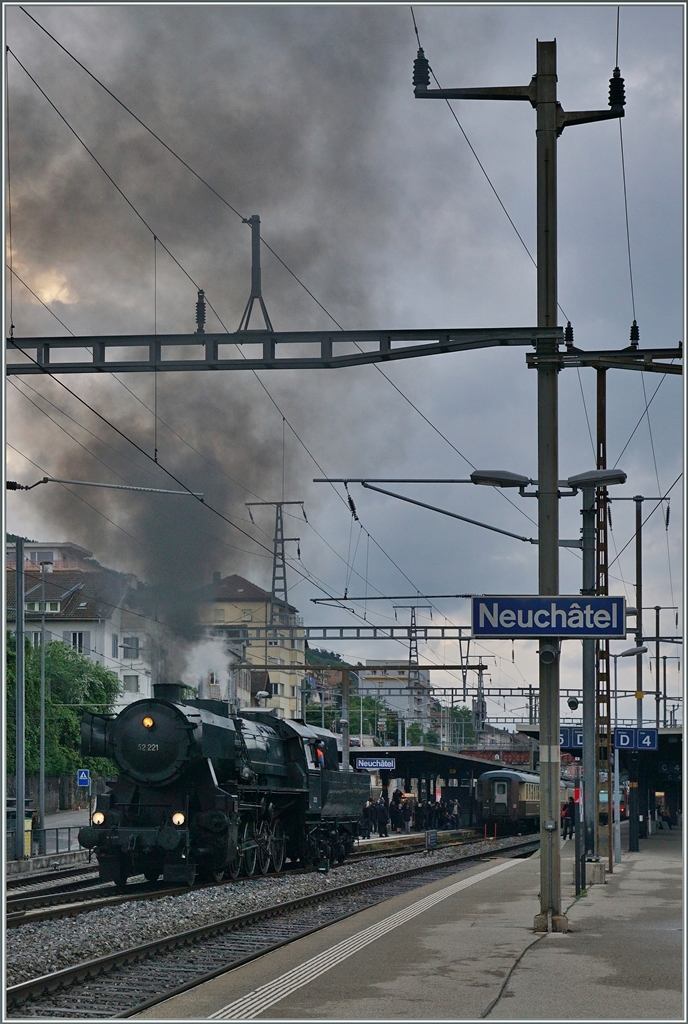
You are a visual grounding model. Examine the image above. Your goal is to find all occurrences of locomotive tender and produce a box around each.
[78,683,369,886]
[478,768,575,828]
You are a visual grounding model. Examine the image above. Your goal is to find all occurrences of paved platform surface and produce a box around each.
[137,828,682,1021]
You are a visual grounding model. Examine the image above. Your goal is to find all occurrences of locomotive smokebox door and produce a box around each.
[308,770,322,812]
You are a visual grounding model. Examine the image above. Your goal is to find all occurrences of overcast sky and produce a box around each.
[4,4,684,724]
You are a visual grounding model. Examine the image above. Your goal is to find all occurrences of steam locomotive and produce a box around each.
[78,683,369,886]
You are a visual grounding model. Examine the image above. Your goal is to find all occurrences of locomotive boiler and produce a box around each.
[78,683,369,886]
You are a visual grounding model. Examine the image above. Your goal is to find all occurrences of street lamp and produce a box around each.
[611,645,647,862]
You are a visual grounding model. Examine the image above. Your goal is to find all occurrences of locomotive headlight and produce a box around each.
[172,812,185,826]
[92,812,105,825]
[142,716,154,729]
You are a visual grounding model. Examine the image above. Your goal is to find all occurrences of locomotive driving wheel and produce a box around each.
[270,821,286,872]
[241,819,257,877]
[256,821,271,875]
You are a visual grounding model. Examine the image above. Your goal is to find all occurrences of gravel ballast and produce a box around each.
[6,837,533,987]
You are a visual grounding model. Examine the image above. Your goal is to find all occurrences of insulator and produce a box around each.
[347,494,359,522]
[665,502,670,530]
[609,67,626,108]
[6,480,19,490]
[564,321,574,349]
[630,319,640,348]
[413,48,430,89]
[607,503,613,529]
[196,289,206,334]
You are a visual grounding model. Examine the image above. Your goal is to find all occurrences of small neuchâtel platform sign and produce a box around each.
[472,595,626,639]
[356,757,396,771]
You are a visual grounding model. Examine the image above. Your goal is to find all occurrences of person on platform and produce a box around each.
[561,796,575,839]
[376,798,389,838]
[361,800,373,839]
[402,799,413,833]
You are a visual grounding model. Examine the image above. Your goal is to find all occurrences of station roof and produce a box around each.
[346,745,517,777]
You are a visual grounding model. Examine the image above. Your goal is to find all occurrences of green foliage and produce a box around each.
[406,722,422,745]
[304,647,351,667]
[6,632,121,778]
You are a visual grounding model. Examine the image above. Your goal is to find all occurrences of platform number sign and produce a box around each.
[77,768,90,787]
[559,727,571,748]
[637,729,658,751]
[613,729,658,751]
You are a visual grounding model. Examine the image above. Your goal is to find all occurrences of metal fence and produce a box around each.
[6,826,90,860]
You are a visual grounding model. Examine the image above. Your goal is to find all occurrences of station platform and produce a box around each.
[137,826,682,1021]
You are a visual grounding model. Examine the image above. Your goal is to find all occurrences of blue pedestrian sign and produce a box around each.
[355,757,396,771]
[472,595,626,638]
[77,769,90,787]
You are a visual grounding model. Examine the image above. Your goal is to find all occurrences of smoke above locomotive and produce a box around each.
[79,682,369,886]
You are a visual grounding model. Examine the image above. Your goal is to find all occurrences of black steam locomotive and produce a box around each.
[78,683,369,886]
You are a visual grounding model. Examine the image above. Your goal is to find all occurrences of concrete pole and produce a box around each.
[341,668,350,770]
[39,563,47,844]
[662,656,667,728]
[655,606,661,731]
[635,498,643,729]
[612,654,622,863]
[15,537,26,862]
[534,40,565,933]
[581,486,597,859]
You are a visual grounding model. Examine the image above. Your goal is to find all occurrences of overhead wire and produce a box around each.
[14,12,540,534]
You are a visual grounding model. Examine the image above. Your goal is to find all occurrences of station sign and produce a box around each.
[613,728,658,751]
[77,768,90,787]
[472,596,626,639]
[355,757,396,771]
[560,728,583,749]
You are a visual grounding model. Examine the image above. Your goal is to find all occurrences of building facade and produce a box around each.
[7,541,153,709]
[196,573,306,719]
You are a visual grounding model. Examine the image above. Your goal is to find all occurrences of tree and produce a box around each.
[6,632,121,778]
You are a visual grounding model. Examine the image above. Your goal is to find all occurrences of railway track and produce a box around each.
[6,864,100,891]
[6,829,530,926]
[7,833,538,1018]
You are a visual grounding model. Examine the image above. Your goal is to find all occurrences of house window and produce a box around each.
[242,609,252,621]
[112,634,119,659]
[123,675,139,693]
[267,640,279,647]
[291,686,297,697]
[25,601,60,613]
[291,639,302,650]
[32,632,42,648]
[71,632,84,654]
[122,636,139,659]
[214,607,225,622]
[29,550,54,563]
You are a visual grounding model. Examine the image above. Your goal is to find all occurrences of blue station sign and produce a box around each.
[355,757,396,771]
[472,595,626,639]
[614,728,658,751]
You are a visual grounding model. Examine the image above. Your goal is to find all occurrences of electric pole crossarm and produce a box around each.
[415,83,536,103]
[557,108,624,132]
[527,349,683,375]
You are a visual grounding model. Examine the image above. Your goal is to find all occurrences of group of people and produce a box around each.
[361,790,463,839]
